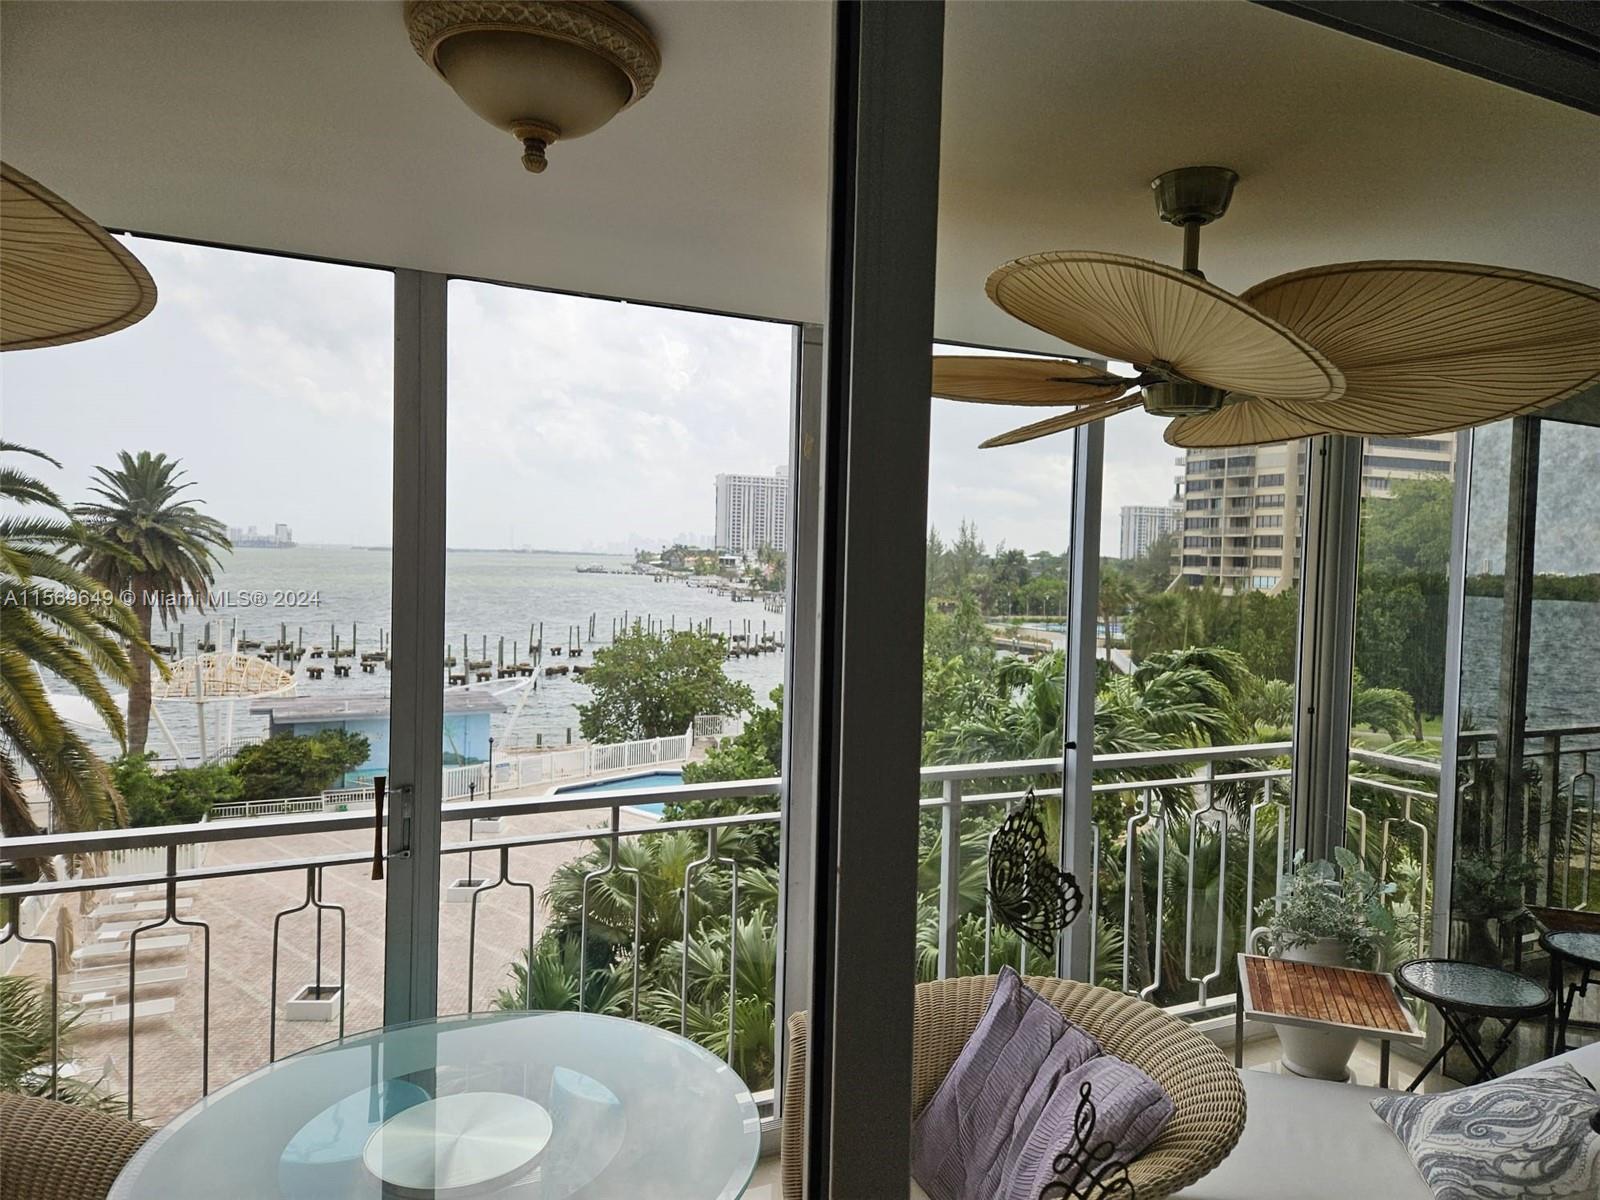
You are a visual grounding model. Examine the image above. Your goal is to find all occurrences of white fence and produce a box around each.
[692,713,746,743]
[208,724,702,820]
[103,843,207,877]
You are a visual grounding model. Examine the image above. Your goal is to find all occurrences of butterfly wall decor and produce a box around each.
[987,787,1084,959]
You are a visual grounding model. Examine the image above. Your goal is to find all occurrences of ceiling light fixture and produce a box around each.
[405,0,660,174]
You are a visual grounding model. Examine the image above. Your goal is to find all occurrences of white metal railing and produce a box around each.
[2,737,1452,1122]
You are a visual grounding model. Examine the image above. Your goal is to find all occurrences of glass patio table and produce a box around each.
[109,1010,761,1199]
[1541,929,1600,1054]
[1394,957,1553,1091]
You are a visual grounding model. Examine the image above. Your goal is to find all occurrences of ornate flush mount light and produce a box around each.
[405,1,660,174]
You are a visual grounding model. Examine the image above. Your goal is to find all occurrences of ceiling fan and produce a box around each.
[932,166,1600,449]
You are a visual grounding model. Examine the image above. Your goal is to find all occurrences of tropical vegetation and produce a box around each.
[73,451,231,755]
[576,627,754,742]
[226,729,370,803]
[497,492,1452,1078]
[0,974,121,1111]
[1,443,146,861]
[110,733,362,827]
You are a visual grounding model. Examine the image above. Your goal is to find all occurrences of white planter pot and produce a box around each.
[285,983,342,1022]
[446,878,487,903]
[1274,938,1362,1081]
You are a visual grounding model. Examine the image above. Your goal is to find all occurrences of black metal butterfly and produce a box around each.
[1038,1081,1137,1200]
[987,787,1084,958]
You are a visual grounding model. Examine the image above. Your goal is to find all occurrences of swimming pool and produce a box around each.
[554,769,684,815]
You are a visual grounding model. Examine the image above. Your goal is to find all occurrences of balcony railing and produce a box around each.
[1,739,1450,1126]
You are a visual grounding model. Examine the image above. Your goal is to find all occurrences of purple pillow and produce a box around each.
[911,968,1102,1200]
[1001,1055,1175,1199]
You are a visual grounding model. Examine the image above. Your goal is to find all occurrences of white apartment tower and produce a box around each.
[714,468,789,557]
[1119,504,1182,561]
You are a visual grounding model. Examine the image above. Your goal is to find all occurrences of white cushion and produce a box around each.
[1174,1042,1600,1200]
[1173,1068,1429,1200]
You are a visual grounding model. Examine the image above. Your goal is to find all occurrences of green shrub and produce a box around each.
[228,729,370,802]
[113,753,241,828]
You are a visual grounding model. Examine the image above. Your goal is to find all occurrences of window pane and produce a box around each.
[1096,410,1305,1006]
[919,345,1076,981]
[1447,415,1600,1073]
[1348,435,1458,967]
[2,239,392,1122]
[443,281,792,1091]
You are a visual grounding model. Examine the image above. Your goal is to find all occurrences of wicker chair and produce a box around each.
[0,1094,151,1200]
[780,974,1247,1200]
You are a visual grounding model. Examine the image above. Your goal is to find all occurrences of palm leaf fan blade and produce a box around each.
[1163,396,1331,448]
[1242,261,1600,434]
[981,395,1141,448]
[930,355,1130,406]
[984,251,1343,402]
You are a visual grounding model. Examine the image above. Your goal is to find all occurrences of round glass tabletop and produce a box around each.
[109,1011,761,1200]
[1395,958,1552,1016]
[1546,930,1600,969]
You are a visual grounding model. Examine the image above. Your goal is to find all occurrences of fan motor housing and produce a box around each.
[1151,166,1239,227]
[1141,380,1228,417]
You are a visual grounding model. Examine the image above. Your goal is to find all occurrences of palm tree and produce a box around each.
[1,443,144,854]
[74,452,230,754]
[1098,565,1136,661]
[0,974,122,1112]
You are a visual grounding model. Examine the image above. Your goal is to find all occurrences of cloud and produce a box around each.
[1,237,1183,557]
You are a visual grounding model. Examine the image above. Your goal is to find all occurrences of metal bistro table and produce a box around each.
[1394,958,1553,1091]
[109,1011,761,1200]
[1541,929,1600,1054]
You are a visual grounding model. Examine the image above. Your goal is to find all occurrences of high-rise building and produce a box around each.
[1119,504,1182,561]
[1175,436,1455,594]
[714,468,789,557]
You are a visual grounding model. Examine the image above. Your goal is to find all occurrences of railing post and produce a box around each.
[937,780,962,979]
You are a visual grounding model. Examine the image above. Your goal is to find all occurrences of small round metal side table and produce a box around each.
[1541,929,1600,1055]
[1394,958,1553,1091]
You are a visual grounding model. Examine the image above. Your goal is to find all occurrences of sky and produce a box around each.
[2,236,1182,557]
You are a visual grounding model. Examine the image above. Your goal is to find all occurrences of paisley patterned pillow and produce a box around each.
[1371,1062,1600,1200]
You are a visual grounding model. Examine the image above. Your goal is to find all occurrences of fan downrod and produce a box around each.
[1152,165,1238,277]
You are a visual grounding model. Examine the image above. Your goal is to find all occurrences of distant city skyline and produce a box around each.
[29,235,1591,574]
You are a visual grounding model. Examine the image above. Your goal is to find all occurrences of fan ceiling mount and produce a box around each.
[933,166,1599,449]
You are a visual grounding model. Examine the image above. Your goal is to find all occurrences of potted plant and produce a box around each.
[1451,851,1536,966]
[1251,847,1416,1080]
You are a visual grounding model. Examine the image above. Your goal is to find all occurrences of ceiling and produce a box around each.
[3,1,1596,354]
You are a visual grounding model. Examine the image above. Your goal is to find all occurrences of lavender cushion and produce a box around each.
[911,968,1102,1200]
[1001,1054,1175,1199]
